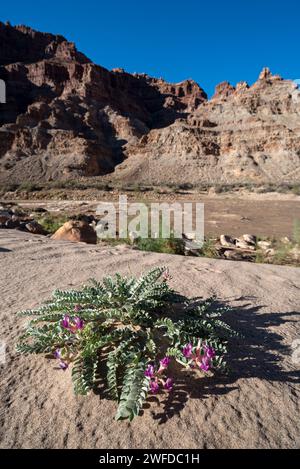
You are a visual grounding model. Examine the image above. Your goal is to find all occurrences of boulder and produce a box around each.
[51,220,97,244]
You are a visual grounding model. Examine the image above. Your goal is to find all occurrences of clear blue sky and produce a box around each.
[1,0,300,96]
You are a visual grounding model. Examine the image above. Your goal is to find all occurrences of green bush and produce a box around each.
[136,237,185,255]
[16,267,237,421]
[292,220,300,245]
[37,214,68,234]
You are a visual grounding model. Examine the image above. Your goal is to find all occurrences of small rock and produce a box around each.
[220,234,235,247]
[280,236,291,245]
[235,238,256,250]
[5,218,20,229]
[223,250,244,261]
[11,207,26,217]
[0,211,11,224]
[257,240,272,250]
[11,214,21,223]
[129,231,139,244]
[242,234,256,245]
[51,220,97,244]
[25,221,47,235]
[17,222,29,232]
[32,207,48,213]
[71,214,96,224]
[183,232,196,241]
[291,247,300,261]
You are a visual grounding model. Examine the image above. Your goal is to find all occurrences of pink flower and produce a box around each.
[150,379,160,394]
[183,343,193,358]
[144,364,155,378]
[159,357,170,369]
[163,378,173,391]
[58,360,68,371]
[53,348,61,359]
[61,315,84,333]
[199,356,210,372]
[74,317,84,330]
[61,315,70,329]
[203,344,215,359]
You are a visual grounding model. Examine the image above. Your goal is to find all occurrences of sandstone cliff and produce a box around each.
[0,22,299,185]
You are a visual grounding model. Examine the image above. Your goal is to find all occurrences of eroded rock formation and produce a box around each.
[0,21,300,185]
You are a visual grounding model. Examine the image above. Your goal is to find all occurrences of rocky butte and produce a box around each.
[0,21,300,185]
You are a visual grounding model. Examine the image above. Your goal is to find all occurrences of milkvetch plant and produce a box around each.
[16,267,237,421]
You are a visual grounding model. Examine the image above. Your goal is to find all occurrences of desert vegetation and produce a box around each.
[1,180,300,198]
[17,267,237,421]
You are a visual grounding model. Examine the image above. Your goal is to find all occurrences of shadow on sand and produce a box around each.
[146,299,300,423]
[0,247,11,252]
[92,298,300,423]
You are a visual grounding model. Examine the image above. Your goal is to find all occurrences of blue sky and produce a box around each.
[1,0,300,96]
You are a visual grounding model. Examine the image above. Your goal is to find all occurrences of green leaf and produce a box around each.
[116,360,150,421]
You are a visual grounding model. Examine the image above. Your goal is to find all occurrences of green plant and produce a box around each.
[136,237,185,255]
[198,238,218,258]
[36,214,69,234]
[17,267,237,421]
[17,181,41,192]
[292,220,300,245]
[291,184,300,196]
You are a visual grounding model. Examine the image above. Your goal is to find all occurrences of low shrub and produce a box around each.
[37,214,68,234]
[136,237,185,255]
[17,267,237,421]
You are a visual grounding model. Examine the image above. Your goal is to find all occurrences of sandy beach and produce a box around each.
[0,229,299,448]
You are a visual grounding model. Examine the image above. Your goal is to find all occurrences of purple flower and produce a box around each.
[144,364,155,378]
[150,379,160,394]
[61,315,70,329]
[183,343,193,358]
[199,356,210,372]
[164,378,173,391]
[53,348,61,359]
[159,357,170,369]
[58,360,68,370]
[74,317,84,330]
[203,344,216,359]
